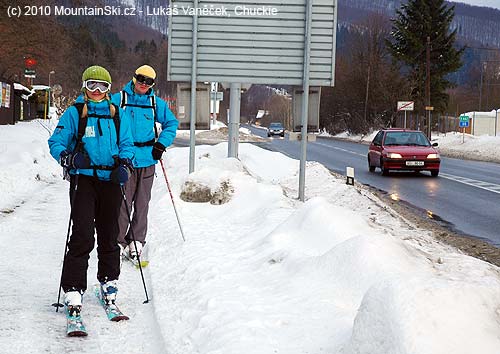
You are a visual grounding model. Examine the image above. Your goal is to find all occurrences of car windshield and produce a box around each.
[384,132,430,146]
[269,123,283,129]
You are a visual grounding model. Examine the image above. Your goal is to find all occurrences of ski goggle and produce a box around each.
[134,74,155,86]
[83,80,111,93]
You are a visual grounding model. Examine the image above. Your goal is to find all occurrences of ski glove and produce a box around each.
[59,150,91,169]
[152,142,165,160]
[111,158,132,185]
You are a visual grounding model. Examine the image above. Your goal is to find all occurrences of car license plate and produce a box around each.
[406,161,424,166]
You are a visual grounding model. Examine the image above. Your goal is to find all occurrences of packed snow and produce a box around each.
[0,120,499,354]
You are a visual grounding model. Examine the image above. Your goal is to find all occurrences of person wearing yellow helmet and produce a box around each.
[112,65,178,262]
[48,65,135,325]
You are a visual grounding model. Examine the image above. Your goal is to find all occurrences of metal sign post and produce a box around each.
[188,0,199,174]
[228,83,241,158]
[298,0,313,202]
[168,0,337,197]
[459,114,470,144]
[397,101,414,129]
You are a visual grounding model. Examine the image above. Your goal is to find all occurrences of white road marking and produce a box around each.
[439,172,500,195]
[292,140,500,195]
[314,142,366,157]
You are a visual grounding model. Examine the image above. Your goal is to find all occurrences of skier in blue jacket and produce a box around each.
[111,65,178,261]
[48,65,134,317]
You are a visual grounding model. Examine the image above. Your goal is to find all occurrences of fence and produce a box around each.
[394,112,464,134]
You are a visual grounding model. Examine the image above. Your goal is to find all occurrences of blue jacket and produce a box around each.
[48,95,135,181]
[111,81,178,168]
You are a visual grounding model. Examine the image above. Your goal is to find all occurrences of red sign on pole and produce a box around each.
[25,58,37,68]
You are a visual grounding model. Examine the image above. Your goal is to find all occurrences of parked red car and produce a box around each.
[368,129,440,177]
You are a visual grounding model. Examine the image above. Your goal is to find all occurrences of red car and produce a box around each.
[368,129,440,177]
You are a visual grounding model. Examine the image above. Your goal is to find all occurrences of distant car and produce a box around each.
[367,129,440,177]
[267,122,285,137]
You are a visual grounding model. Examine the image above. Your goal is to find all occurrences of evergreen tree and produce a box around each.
[387,0,463,114]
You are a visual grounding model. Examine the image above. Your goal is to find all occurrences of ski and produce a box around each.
[94,286,129,322]
[65,306,88,337]
[122,253,149,269]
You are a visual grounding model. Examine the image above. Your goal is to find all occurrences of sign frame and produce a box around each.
[167,0,337,87]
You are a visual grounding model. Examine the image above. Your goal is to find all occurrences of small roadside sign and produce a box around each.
[397,101,414,111]
[425,106,434,111]
[24,69,36,78]
[210,91,223,101]
[459,115,470,128]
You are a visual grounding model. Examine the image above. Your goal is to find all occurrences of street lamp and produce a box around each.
[48,70,55,87]
[48,70,55,110]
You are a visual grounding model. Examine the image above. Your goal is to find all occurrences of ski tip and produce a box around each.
[135,260,149,269]
[111,315,130,322]
[67,330,88,337]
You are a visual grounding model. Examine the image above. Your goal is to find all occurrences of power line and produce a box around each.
[464,45,500,52]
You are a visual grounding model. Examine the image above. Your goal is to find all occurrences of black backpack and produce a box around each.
[119,91,159,146]
[72,102,121,172]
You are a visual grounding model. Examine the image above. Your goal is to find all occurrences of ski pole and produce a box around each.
[159,158,186,242]
[52,174,79,312]
[120,185,150,304]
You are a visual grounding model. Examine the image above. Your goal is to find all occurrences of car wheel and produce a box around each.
[281,133,284,137]
[380,159,389,176]
[267,133,271,137]
[368,157,375,172]
[431,170,439,177]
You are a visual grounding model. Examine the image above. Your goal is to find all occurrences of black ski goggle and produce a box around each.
[134,74,155,86]
[83,80,111,93]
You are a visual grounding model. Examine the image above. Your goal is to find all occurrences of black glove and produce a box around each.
[110,158,132,185]
[152,142,165,160]
[59,150,91,169]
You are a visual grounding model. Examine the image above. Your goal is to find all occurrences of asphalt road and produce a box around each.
[243,125,500,247]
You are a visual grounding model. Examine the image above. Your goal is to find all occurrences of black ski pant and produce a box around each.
[61,174,122,293]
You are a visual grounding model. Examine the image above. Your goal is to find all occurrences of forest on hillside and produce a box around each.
[1,0,499,134]
[0,0,169,98]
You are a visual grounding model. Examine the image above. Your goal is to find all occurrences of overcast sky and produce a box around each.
[455,0,500,10]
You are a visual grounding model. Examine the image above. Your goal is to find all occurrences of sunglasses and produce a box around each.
[83,80,111,93]
[134,74,155,86]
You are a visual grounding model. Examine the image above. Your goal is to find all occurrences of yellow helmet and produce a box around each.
[133,65,156,85]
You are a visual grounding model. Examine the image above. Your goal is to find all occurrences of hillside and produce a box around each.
[338,0,500,48]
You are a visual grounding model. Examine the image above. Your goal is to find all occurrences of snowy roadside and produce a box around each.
[148,142,500,354]
[1,120,499,353]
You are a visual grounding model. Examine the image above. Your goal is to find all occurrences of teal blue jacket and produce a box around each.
[48,95,135,181]
[111,81,178,168]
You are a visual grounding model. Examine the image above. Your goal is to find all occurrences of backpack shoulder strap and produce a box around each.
[120,91,127,108]
[73,103,87,144]
[112,103,121,146]
[150,96,159,139]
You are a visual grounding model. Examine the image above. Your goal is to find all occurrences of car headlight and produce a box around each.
[387,153,402,158]
[427,153,440,159]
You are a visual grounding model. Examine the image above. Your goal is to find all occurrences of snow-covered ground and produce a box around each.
[1,120,499,354]
[322,129,500,164]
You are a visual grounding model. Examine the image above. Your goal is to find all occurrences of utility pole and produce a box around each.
[426,36,432,139]
[364,64,370,125]
[479,62,485,111]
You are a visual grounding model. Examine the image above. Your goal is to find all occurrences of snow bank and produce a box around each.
[343,276,500,354]
[1,121,499,353]
[0,120,60,211]
[147,142,500,354]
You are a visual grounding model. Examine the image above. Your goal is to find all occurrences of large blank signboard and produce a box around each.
[168,0,337,86]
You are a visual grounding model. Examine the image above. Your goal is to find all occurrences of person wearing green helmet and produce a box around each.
[48,65,135,322]
[112,65,178,263]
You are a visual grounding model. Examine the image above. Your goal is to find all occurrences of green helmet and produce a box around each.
[82,65,112,83]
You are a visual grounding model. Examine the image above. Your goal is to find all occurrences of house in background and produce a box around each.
[461,110,500,136]
[0,79,14,125]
